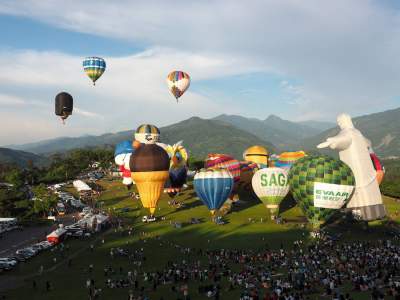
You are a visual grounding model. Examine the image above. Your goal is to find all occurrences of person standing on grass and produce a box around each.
[46,281,51,292]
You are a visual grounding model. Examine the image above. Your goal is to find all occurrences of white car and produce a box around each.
[142,216,156,223]
[37,241,53,249]
[0,258,17,266]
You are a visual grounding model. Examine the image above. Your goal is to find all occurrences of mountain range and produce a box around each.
[3,107,400,166]
[0,147,46,167]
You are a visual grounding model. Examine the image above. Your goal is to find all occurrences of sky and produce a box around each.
[0,0,400,145]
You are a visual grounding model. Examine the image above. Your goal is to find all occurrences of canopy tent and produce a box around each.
[73,180,92,192]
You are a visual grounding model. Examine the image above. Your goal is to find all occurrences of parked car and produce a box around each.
[16,248,36,257]
[79,207,92,217]
[0,258,17,266]
[9,254,27,262]
[0,261,13,271]
[142,215,157,223]
[66,230,84,238]
[37,241,54,249]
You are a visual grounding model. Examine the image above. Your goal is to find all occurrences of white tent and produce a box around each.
[73,180,92,192]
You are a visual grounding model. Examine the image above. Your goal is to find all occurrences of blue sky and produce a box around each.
[0,0,399,145]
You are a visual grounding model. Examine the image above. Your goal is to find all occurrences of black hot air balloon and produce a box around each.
[55,92,73,124]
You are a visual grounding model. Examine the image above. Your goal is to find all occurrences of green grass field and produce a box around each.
[2,178,400,300]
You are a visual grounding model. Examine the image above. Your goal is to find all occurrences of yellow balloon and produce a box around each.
[132,171,169,215]
[243,145,269,166]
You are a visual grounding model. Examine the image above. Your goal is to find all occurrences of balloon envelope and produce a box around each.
[135,124,160,144]
[55,92,73,121]
[205,154,240,183]
[252,167,289,215]
[370,152,385,185]
[167,71,190,101]
[130,144,170,215]
[114,140,134,166]
[194,169,234,215]
[243,145,269,167]
[275,151,306,169]
[288,155,355,229]
[83,57,106,85]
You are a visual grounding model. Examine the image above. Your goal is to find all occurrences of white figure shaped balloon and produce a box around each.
[317,113,385,221]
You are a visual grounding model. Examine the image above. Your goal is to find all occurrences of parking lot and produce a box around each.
[0,214,76,257]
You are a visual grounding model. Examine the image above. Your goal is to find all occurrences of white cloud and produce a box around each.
[74,108,103,118]
[1,0,400,141]
[0,94,26,105]
[0,48,247,145]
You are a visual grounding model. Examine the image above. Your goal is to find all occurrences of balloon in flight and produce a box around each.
[55,92,73,124]
[166,71,190,102]
[83,57,106,85]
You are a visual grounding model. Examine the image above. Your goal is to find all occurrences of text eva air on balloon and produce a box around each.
[252,167,289,216]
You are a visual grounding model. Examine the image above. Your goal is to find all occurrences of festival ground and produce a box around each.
[1,179,399,300]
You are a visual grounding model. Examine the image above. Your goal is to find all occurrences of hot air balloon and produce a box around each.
[134,124,160,144]
[166,71,190,102]
[129,143,170,216]
[194,168,234,216]
[288,155,355,230]
[369,149,385,185]
[237,161,258,192]
[205,153,241,207]
[243,146,269,168]
[114,141,134,189]
[55,92,73,124]
[119,165,133,189]
[83,57,106,85]
[252,168,289,218]
[275,151,306,170]
[268,154,279,167]
[205,154,240,183]
[161,141,189,197]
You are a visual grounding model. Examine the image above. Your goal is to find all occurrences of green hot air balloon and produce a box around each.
[288,155,355,230]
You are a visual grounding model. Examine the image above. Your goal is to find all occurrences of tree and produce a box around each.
[4,168,25,188]
[32,184,58,217]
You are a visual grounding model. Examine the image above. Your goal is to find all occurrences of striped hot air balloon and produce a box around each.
[83,57,106,85]
[205,154,240,183]
[134,124,160,144]
[194,168,234,216]
[369,150,385,185]
[166,71,190,102]
[275,151,306,170]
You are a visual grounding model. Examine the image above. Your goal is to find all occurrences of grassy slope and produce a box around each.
[2,179,400,300]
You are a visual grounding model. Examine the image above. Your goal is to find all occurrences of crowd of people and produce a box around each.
[79,228,400,300]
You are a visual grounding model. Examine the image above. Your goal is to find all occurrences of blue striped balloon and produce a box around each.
[194,168,234,215]
[83,57,106,85]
